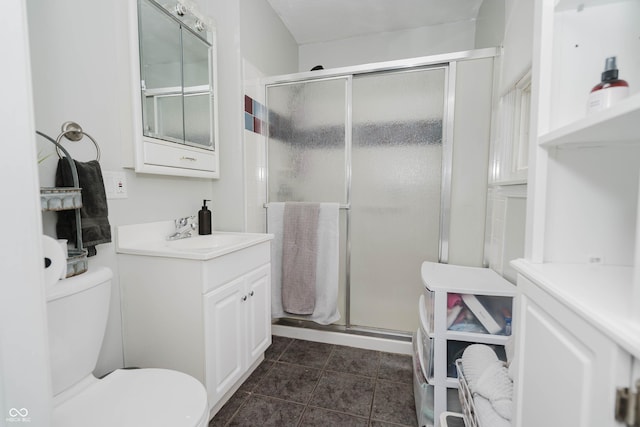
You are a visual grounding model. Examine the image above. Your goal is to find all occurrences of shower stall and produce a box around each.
[263,50,495,338]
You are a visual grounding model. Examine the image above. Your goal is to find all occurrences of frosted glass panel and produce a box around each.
[182,29,213,149]
[267,78,347,203]
[156,95,184,142]
[184,93,211,147]
[350,68,445,332]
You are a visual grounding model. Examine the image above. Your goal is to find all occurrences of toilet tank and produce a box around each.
[46,267,112,396]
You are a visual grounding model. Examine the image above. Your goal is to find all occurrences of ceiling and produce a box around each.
[266,0,485,45]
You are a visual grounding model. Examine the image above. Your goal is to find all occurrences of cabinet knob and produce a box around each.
[249,291,255,297]
[241,295,247,301]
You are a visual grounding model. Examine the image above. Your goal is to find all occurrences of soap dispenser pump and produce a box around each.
[198,199,212,235]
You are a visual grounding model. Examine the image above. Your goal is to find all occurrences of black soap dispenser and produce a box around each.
[198,200,212,235]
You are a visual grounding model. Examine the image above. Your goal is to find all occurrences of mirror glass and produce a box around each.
[138,0,214,150]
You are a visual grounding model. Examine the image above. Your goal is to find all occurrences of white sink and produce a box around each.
[166,233,258,251]
[116,221,273,260]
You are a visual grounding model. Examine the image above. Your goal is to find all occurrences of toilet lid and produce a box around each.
[53,368,208,427]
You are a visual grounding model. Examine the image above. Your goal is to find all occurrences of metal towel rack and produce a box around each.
[263,202,351,210]
[36,120,100,277]
[54,121,101,161]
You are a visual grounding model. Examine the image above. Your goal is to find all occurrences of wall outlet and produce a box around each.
[103,171,128,199]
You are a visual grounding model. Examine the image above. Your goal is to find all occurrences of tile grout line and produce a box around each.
[369,350,383,425]
[296,341,336,426]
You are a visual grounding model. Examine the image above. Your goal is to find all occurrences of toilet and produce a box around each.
[46,267,209,427]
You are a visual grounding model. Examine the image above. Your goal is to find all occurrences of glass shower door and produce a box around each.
[266,77,350,323]
[349,68,446,332]
[266,77,348,204]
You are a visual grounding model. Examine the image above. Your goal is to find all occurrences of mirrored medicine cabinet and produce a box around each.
[129,0,219,178]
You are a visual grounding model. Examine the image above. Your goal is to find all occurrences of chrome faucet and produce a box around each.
[166,216,197,240]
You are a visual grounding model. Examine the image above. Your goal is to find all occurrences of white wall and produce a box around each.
[1,2,53,424]
[501,0,534,92]
[240,0,298,77]
[298,21,477,71]
[25,0,299,380]
[27,0,217,377]
[475,0,505,49]
[449,57,496,267]
[483,0,533,277]
[204,0,298,234]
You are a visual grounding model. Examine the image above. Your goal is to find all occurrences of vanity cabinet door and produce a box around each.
[245,265,271,365]
[204,277,245,405]
[515,275,631,427]
[204,263,272,406]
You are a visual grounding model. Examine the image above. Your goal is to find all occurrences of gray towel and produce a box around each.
[55,159,111,257]
[282,202,320,315]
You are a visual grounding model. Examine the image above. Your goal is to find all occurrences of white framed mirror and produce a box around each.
[129,0,219,178]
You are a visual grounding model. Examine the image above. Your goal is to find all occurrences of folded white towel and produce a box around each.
[268,202,340,325]
[461,344,499,390]
[474,395,511,427]
[474,359,513,420]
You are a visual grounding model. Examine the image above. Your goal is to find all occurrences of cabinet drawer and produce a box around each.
[202,242,271,294]
[447,293,512,336]
[413,333,435,427]
[446,340,506,380]
[413,333,464,427]
[144,140,216,172]
[421,288,435,334]
[416,327,434,382]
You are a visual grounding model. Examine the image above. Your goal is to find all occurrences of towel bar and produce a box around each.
[263,202,350,210]
[55,121,101,161]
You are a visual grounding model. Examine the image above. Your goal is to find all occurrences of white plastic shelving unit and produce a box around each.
[416,261,516,427]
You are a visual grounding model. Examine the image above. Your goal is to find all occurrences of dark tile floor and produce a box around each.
[209,336,418,427]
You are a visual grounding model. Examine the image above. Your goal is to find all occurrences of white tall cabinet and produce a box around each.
[513,0,640,426]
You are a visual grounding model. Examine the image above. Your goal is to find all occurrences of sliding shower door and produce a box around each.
[266,77,348,204]
[350,68,446,331]
[266,77,350,322]
[266,66,447,333]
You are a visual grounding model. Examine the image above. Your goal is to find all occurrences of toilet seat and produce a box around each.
[52,368,208,427]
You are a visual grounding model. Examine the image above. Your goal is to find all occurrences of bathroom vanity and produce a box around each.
[116,221,273,418]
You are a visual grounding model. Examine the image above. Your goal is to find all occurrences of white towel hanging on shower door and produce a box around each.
[267,202,340,325]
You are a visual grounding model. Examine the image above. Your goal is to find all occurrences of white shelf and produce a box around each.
[444,331,510,346]
[421,261,516,296]
[539,92,640,148]
[555,0,631,11]
[511,259,640,358]
[445,378,459,389]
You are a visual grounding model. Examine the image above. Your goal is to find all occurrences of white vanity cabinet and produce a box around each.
[117,232,272,417]
[513,0,640,425]
[204,264,271,404]
[513,271,632,427]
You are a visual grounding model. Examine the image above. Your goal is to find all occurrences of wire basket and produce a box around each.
[65,248,88,278]
[456,359,481,427]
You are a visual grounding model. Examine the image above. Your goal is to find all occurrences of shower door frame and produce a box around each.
[263,48,497,339]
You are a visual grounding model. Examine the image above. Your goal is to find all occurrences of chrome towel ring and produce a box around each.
[55,121,101,161]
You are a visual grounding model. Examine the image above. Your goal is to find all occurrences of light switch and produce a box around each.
[103,171,128,199]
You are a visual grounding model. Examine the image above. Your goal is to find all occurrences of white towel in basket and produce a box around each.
[474,395,511,427]
[460,344,499,389]
[474,359,513,420]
